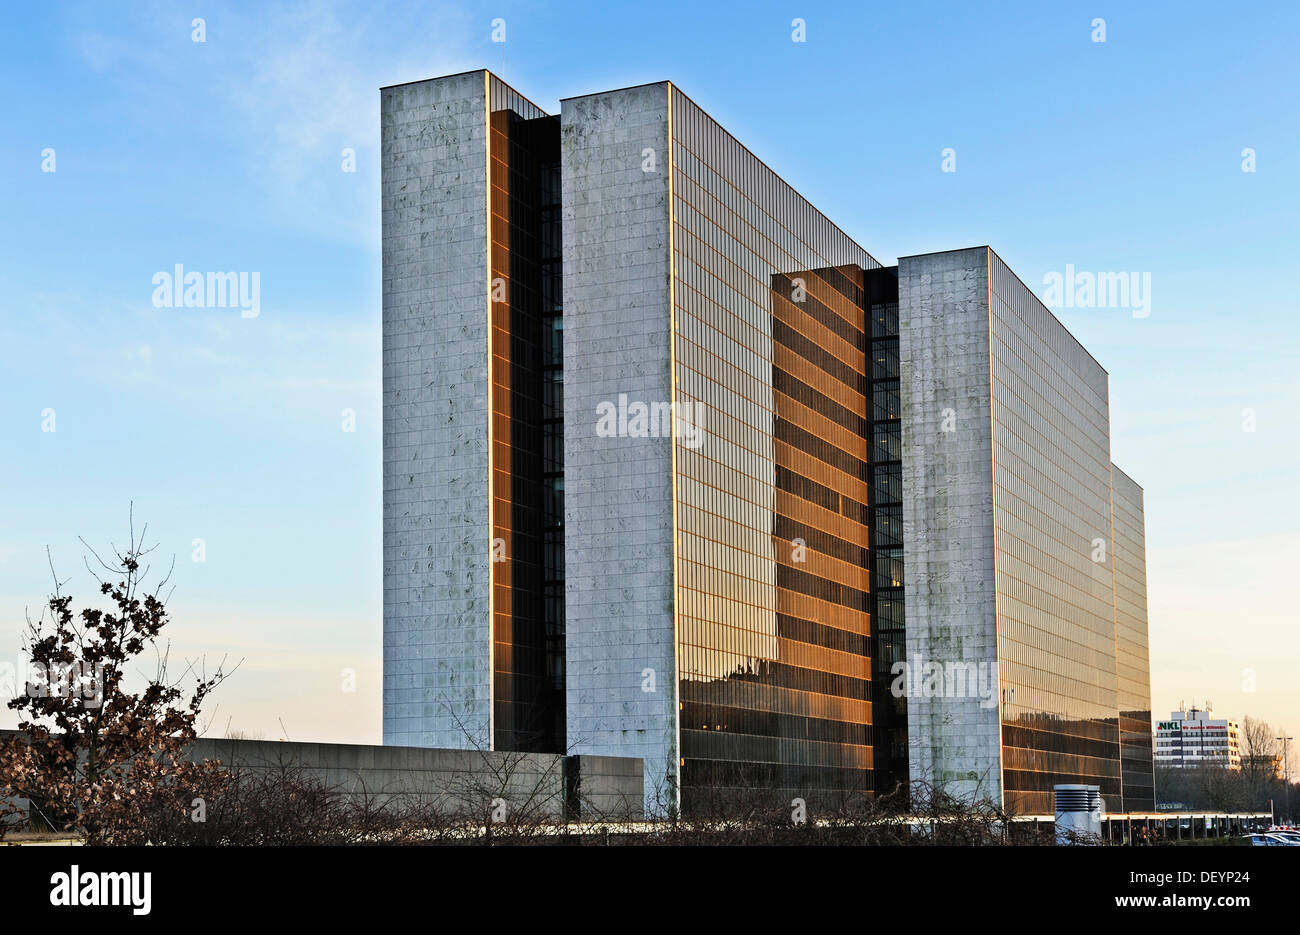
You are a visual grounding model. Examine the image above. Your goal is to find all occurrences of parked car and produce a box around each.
[1248,832,1300,846]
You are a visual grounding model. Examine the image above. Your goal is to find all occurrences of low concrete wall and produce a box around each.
[565,754,645,820]
[2,730,643,823]
[187,739,571,817]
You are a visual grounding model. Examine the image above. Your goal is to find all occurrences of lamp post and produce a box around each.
[1277,734,1293,824]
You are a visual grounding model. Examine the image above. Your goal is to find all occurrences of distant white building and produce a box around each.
[1155,705,1240,769]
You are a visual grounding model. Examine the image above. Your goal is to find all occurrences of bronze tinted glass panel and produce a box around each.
[488,77,564,752]
[669,89,886,810]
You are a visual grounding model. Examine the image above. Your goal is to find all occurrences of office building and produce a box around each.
[1155,706,1241,770]
[381,70,1155,815]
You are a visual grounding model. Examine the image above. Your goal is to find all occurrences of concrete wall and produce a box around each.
[565,754,647,819]
[1,731,643,822]
[898,247,1003,803]
[190,737,566,814]
[382,72,494,749]
[560,83,680,814]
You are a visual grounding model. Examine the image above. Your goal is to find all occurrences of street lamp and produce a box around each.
[1277,734,1293,824]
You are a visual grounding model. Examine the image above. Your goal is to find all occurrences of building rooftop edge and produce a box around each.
[1111,462,1144,494]
[380,69,552,117]
[380,68,486,91]
[900,245,1113,382]
[559,79,672,102]
[384,76,1121,397]
[390,72,884,271]
[663,82,885,272]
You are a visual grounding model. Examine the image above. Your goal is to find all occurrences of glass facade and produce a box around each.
[1113,467,1154,809]
[867,270,908,791]
[488,77,564,752]
[987,252,1122,814]
[669,88,886,809]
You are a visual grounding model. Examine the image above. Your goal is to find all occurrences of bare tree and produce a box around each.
[0,512,236,842]
[1239,716,1280,808]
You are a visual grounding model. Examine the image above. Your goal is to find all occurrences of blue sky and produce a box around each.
[1,0,1296,741]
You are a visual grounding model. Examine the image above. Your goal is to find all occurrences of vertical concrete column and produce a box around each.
[382,72,494,750]
[560,83,679,814]
[899,248,1003,805]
